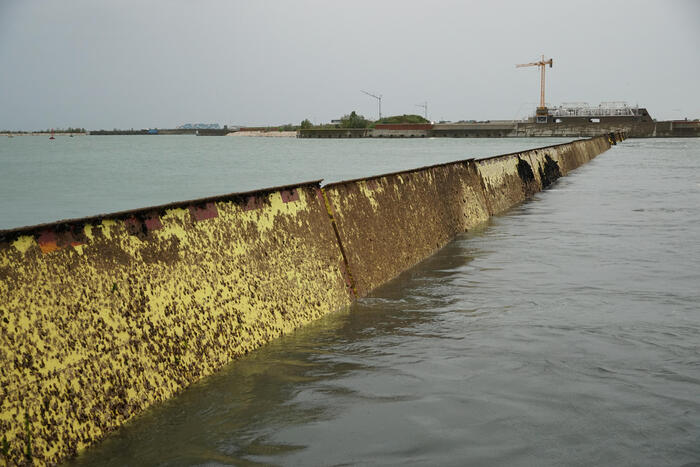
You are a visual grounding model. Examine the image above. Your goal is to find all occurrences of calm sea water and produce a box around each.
[4,136,699,466]
[0,135,570,230]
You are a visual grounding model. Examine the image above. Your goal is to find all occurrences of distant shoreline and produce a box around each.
[229,130,297,138]
[2,132,87,136]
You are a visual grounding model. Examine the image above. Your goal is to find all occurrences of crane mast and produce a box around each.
[415,101,428,120]
[516,55,553,123]
[361,90,382,120]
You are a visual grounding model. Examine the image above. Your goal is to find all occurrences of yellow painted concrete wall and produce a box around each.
[325,135,616,297]
[475,136,616,215]
[0,183,351,464]
[0,135,619,465]
[323,160,490,297]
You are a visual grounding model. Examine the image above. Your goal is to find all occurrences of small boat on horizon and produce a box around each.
[49,129,55,140]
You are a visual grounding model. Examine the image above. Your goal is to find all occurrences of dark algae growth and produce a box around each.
[538,154,562,188]
[516,156,539,197]
[516,156,535,182]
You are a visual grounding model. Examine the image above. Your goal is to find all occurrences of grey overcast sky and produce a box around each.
[1,0,699,130]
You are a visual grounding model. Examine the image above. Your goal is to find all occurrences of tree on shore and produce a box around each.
[340,111,371,128]
[300,119,312,129]
[33,127,86,134]
[373,114,429,125]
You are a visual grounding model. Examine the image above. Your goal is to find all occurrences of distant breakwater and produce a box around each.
[0,133,623,464]
[84,121,699,138]
[298,122,698,138]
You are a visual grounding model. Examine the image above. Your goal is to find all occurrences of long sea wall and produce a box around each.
[298,122,697,138]
[0,133,623,464]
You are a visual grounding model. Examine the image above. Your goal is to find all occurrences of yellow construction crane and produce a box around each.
[516,55,554,116]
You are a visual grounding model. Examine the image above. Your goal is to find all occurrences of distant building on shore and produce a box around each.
[177,123,221,130]
[531,102,653,124]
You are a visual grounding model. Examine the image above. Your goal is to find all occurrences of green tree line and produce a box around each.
[299,113,429,130]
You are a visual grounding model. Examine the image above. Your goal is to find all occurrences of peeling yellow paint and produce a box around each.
[99,219,118,239]
[0,184,351,464]
[84,223,94,240]
[11,235,35,254]
[358,181,382,211]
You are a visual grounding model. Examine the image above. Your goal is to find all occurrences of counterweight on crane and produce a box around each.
[516,55,553,123]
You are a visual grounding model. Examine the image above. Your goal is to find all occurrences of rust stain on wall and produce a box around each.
[188,202,218,221]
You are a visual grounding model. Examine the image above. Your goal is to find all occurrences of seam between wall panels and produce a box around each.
[320,187,357,298]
